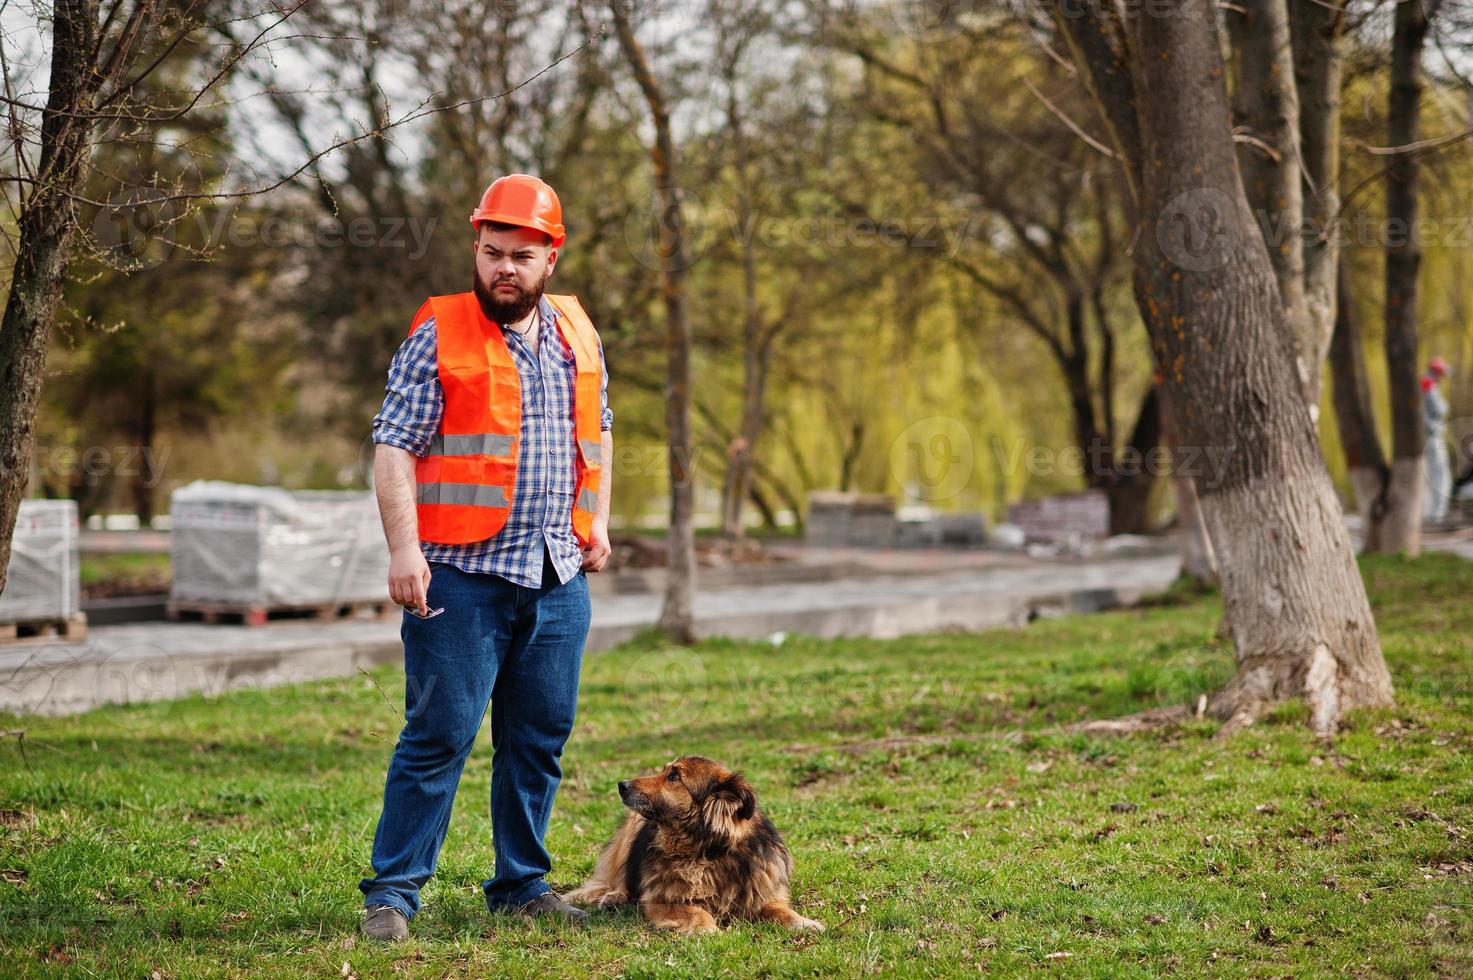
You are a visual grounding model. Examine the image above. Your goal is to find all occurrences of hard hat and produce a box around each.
[1428,355,1450,377]
[469,174,565,247]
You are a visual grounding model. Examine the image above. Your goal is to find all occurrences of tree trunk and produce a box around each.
[1123,0,1391,734]
[1329,259,1390,553]
[1379,0,1436,555]
[746,478,778,533]
[132,370,158,526]
[1228,0,1314,411]
[1105,386,1161,535]
[720,194,769,539]
[1160,383,1219,584]
[611,2,697,642]
[1056,294,1159,533]
[1290,0,1347,410]
[0,0,101,593]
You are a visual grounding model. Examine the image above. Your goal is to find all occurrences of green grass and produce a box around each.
[2,553,1471,977]
[77,552,171,595]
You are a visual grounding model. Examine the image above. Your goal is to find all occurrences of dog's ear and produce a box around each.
[715,772,756,822]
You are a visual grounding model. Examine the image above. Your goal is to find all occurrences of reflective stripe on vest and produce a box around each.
[579,438,601,464]
[577,487,597,514]
[427,433,515,457]
[417,482,510,508]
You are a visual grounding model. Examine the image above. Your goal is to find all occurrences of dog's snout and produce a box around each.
[618,780,632,795]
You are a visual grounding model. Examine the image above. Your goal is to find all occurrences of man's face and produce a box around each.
[472,223,557,324]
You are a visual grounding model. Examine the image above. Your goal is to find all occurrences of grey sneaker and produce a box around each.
[516,891,590,926]
[362,904,409,942]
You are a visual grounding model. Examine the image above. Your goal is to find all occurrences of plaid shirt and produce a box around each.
[371,295,613,588]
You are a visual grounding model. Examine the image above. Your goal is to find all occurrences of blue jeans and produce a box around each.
[359,544,590,918]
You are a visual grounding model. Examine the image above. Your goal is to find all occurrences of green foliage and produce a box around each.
[1,555,1470,976]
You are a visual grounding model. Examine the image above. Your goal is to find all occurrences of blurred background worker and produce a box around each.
[1422,356,1452,525]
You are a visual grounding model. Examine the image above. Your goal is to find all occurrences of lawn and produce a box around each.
[1,553,1470,977]
[78,552,171,598]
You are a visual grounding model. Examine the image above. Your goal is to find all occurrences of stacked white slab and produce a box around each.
[170,481,389,606]
[0,499,80,624]
[805,491,898,548]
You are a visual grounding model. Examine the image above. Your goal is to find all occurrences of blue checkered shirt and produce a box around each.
[371,295,612,587]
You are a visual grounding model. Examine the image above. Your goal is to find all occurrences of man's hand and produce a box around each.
[388,546,432,616]
[580,518,612,572]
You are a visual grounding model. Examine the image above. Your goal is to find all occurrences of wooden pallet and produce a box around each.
[0,612,88,645]
[166,599,399,627]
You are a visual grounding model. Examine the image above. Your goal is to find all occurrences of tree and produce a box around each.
[1053,0,1392,734]
[1227,0,1313,409]
[610,0,697,643]
[824,10,1161,533]
[1378,0,1445,554]
[1,0,114,591]
[0,0,310,588]
[1329,257,1392,549]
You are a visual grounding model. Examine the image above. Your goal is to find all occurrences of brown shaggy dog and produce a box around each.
[565,756,824,936]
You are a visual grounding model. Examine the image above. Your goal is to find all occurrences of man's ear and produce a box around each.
[717,772,756,822]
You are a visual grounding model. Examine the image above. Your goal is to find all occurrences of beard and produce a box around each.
[473,268,547,325]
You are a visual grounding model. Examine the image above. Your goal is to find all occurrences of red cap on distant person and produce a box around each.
[1428,355,1450,378]
[469,174,565,247]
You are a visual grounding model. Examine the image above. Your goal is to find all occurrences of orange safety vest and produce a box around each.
[407,292,604,547]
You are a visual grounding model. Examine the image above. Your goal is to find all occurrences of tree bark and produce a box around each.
[1105,387,1161,535]
[1290,0,1347,411]
[719,77,769,540]
[1231,0,1313,409]
[1060,0,1392,734]
[1159,383,1219,584]
[1228,0,1314,411]
[1379,0,1437,555]
[0,0,101,593]
[611,2,697,642]
[1329,259,1390,552]
[132,369,158,526]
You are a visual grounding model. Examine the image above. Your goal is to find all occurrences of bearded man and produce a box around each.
[358,174,613,941]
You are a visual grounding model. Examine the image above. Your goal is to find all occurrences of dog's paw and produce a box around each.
[595,891,628,909]
[790,916,825,933]
[677,921,721,937]
[563,886,599,906]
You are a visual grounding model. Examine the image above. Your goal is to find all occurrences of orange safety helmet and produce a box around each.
[469,174,566,247]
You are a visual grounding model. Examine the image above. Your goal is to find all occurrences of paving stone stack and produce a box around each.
[1006,491,1110,544]
[896,511,989,547]
[0,499,81,625]
[805,491,898,548]
[170,481,389,608]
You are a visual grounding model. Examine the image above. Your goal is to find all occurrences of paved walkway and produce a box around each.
[1,547,1181,717]
[1423,528,1473,561]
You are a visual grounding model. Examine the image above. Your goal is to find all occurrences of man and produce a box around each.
[1422,355,1452,525]
[358,174,613,941]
